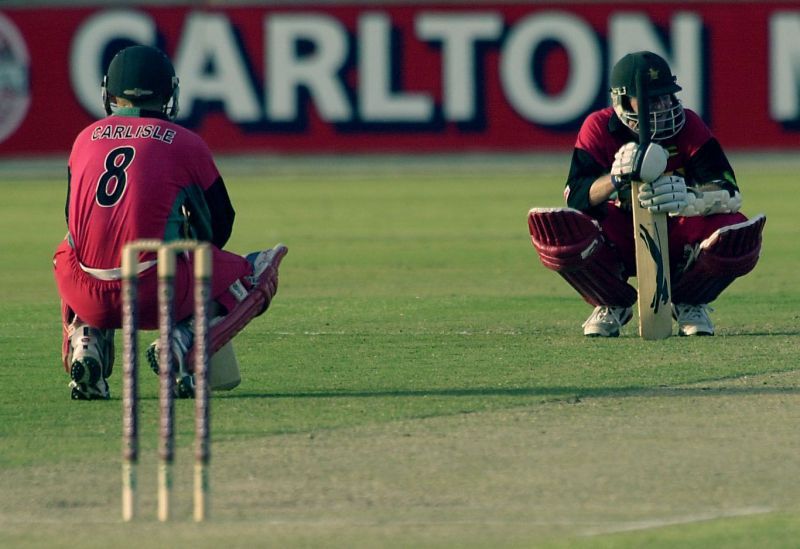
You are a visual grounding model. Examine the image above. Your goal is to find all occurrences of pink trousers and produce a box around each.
[54,238,252,356]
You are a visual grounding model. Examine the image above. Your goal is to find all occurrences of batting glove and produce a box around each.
[611,142,668,184]
[638,174,688,214]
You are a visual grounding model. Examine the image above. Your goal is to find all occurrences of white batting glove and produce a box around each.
[611,142,668,186]
[638,174,688,213]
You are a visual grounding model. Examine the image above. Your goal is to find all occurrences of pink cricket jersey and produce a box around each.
[67,114,221,269]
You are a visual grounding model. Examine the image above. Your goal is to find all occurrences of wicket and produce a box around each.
[121,239,212,522]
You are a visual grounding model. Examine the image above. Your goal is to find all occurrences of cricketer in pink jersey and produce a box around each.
[54,45,288,400]
[528,51,765,337]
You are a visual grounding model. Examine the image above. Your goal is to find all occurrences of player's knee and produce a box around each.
[528,207,604,272]
[683,214,766,278]
[529,207,636,307]
[672,214,766,304]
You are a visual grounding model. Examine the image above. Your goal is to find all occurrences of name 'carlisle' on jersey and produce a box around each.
[91,124,176,143]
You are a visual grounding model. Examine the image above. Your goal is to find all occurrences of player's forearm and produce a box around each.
[589,175,616,206]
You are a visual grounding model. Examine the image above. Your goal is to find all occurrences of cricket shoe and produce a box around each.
[673,304,715,336]
[582,306,633,338]
[146,320,196,399]
[69,326,112,401]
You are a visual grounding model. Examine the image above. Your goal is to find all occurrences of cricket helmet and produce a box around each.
[102,45,179,120]
[609,51,684,141]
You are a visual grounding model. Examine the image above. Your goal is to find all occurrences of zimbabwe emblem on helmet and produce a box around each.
[0,13,30,144]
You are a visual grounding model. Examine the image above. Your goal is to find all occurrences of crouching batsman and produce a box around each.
[528,51,765,337]
[53,45,288,400]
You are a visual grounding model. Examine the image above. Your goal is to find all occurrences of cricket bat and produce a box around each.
[209,341,241,390]
[631,70,672,339]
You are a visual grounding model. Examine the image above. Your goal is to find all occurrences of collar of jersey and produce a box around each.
[112,107,169,120]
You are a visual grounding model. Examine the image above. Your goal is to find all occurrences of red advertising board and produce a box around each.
[1,3,800,155]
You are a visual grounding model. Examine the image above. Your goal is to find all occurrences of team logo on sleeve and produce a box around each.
[0,14,30,144]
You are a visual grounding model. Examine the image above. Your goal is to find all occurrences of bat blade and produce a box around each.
[632,62,672,340]
[631,198,673,339]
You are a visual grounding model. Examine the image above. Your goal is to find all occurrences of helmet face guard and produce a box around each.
[609,51,685,141]
[101,45,180,120]
[611,92,685,141]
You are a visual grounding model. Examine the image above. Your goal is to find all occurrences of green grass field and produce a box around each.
[1,154,798,548]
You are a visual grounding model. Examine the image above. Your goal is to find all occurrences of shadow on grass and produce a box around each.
[716,330,800,337]
[227,382,800,401]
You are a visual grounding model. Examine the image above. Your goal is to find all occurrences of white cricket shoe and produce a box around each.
[582,306,633,337]
[673,304,715,336]
[146,319,195,398]
[69,326,113,401]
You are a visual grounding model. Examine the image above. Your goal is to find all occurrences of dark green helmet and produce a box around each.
[102,45,179,120]
[610,51,681,98]
[609,51,684,141]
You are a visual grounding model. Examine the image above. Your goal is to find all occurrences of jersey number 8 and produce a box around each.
[96,146,135,207]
